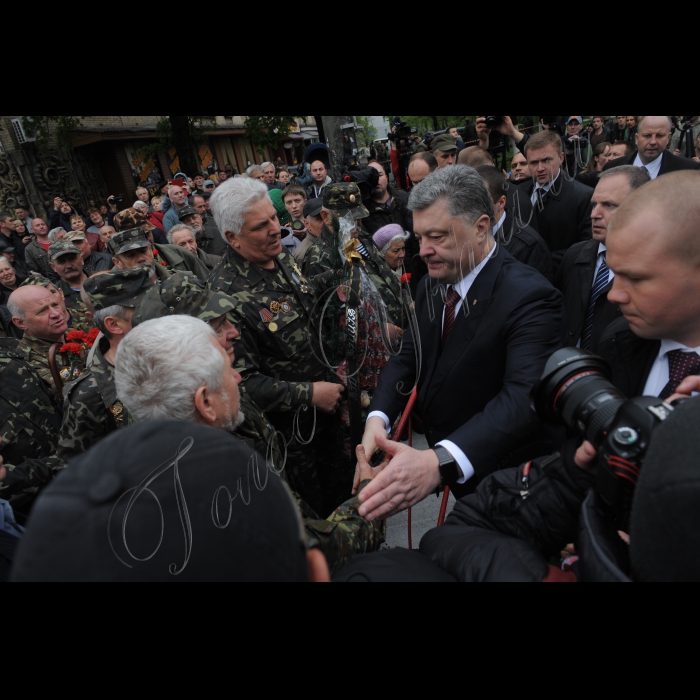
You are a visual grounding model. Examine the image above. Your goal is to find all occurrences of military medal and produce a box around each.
[110,401,126,428]
[281,302,291,313]
[269,323,278,332]
[270,301,280,315]
[260,309,274,324]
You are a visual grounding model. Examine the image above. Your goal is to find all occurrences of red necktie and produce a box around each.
[441,287,461,351]
[659,349,700,400]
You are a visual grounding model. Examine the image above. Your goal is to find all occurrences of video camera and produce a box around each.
[341,165,380,202]
[532,348,683,531]
[388,116,416,142]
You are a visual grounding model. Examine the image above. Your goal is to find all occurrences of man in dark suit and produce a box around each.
[596,171,700,400]
[557,165,651,349]
[521,129,594,269]
[355,165,564,521]
[604,115,700,179]
[476,165,552,282]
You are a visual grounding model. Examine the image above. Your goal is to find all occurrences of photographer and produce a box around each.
[670,116,700,157]
[563,116,590,177]
[388,118,418,189]
[476,115,530,156]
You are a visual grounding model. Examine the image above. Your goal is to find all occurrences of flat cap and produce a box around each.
[431,133,458,153]
[108,228,151,257]
[48,240,81,261]
[82,266,155,311]
[323,183,370,220]
[132,271,237,327]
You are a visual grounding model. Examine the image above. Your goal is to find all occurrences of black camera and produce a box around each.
[108,195,124,206]
[565,136,589,150]
[532,348,680,530]
[292,220,306,233]
[341,166,380,202]
[389,116,416,142]
[540,116,566,136]
[485,116,504,129]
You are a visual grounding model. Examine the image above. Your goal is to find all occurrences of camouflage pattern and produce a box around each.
[208,246,328,414]
[83,266,155,311]
[323,182,371,220]
[48,240,82,261]
[57,279,95,335]
[63,231,86,245]
[234,389,384,576]
[57,335,130,463]
[132,271,236,327]
[0,334,65,510]
[114,208,155,233]
[303,225,408,328]
[20,275,52,289]
[154,244,210,282]
[108,228,150,256]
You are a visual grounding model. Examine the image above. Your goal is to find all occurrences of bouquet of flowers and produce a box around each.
[59,328,100,381]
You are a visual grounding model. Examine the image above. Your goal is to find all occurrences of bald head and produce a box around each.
[458,146,495,168]
[635,116,673,164]
[8,285,69,341]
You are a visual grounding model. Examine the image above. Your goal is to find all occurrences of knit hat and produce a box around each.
[269,189,291,226]
[373,224,406,252]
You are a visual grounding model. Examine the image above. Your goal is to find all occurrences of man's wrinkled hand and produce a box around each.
[668,376,700,403]
[358,435,440,520]
[311,382,343,413]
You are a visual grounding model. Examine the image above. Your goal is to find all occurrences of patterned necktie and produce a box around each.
[580,251,609,350]
[659,350,700,400]
[441,287,461,351]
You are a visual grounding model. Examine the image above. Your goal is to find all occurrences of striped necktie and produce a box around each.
[441,287,461,351]
[580,251,609,350]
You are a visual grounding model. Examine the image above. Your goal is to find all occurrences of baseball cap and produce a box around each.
[48,240,81,261]
[108,228,151,257]
[323,183,370,221]
[178,206,198,222]
[303,198,324,218]
[64,231,87,244]
[204,180,216,188]
[568,116,583,124]
[82,267,155,311]
[431,133,458,153]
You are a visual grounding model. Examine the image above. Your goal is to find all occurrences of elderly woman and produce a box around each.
[0,256,21,304]
[373,224,408,276]
[48,227,66,243]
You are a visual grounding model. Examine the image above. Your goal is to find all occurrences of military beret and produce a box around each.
[431,133,458,153]
[322,183,370,220]
[114,207,155,233]
[108,228,151,257]
[178,206,198,222]
[132,271,237,328]
[48,240,81,261]
[82,266,155,311]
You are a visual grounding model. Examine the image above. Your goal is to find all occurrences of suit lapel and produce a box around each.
[615,327,660,396]
[576,240,598,307]
[417,276,445,402]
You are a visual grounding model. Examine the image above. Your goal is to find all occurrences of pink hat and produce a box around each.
[373,224,406,251]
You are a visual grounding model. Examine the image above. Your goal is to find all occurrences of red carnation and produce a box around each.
[87,328,100,344]
[66,330,88,343]
[400,273,412,285]
[60,343,84,355]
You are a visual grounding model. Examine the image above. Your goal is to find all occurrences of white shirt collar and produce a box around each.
[598,242,607,256]
[633,152,663,179]
[449,242,498,300]
[658,339,700,361]
[493,212,507,235]
[535,169,561,192]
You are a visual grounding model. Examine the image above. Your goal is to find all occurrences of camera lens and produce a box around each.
[485,116,503,129]
[531,348,626,444]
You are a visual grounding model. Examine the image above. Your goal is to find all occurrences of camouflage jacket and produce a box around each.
[0,335,64,510]
[57,336,130,463]
[303,227,407,328]
[154,243,210,282]
[208,247,331,414]
[57,279,95,335]
[233,389,384,576]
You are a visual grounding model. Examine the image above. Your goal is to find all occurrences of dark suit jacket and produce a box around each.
[603,150,700,176]
[594,318,660,397]
[522,172,593,269]
[499,216,553,283]
[506,182,539,233]
[556,239,622,348]
[369,245,565,496]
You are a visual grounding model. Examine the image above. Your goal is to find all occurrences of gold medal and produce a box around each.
[269,322,278,332]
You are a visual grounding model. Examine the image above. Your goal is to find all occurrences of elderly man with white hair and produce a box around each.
[208,176,345,517]
[114,314,384,575]
[246,164,266,182]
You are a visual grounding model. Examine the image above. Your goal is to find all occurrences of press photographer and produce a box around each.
[388,117,417,189]
[563,116,590,177]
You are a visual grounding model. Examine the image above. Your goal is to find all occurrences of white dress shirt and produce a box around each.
[594,242,614,285]
[633,152,663,180]
[493,212,507,236]
[530,170,561,206]
[368,243,499,485]
[643,340,700,397]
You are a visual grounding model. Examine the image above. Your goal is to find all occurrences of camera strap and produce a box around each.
[345,259,364,453]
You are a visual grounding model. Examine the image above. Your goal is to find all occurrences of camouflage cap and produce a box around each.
[431,133,458,153]
[48,240,82,261]
[108,228,151,257]
[322,182,370,220]
[64,231,87,243]
[20,274,52,288]
[82,266,155,311]
[132,271,237,328]
[114,207,155,233]
[178,206,198,222]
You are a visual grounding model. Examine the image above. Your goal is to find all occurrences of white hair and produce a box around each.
[48,227,65,242]
[167,223,196,244]
[210,176,269,238]
[115,315,224,423]
[261,162,273,170]
[381,231,410,255]
[0,256,10,266]
[133,201,149,211]
[7,290,25,321]
[246,164,265,177]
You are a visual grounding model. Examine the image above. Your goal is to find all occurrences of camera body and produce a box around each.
[341,166,380,202]
[485,116,504,129]
[532,348,679,530]
[540,115,566,136]
[108,195,124,206]
[565,135,590,150]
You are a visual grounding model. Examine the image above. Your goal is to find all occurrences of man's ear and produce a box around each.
[320,210,332,226]
[113,257,124,270]
[193,386,217,425]
[307,549,330,583]
[12,316,28,332]
[224,230,239,248]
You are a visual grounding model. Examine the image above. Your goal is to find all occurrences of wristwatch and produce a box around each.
[434,446,460,488]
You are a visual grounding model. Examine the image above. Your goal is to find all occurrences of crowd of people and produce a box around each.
[2,115,700,582]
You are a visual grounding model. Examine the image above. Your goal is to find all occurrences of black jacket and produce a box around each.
[556,239,622,348]
[522,172,593,269]
[369,245,565,496]
[83,250,113,277]
[506,181,539,232]
[497,215,553,283]
[603,150,700,176]
[595,317,660,397]
[419,441,631,582]
[198,218,228,258]
[24,239,59,283]
[364,186,413,236]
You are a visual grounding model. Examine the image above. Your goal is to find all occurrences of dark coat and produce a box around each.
[198,218,228,258]
[84,250,113,277]
[522,172,594,269]
[595,318,661,397]
[369,245,565,497]
[23,240,59,284]
[497,216,553,283]
[505,181,539,232]
[556,239,622,348]
[364,186,413,236]
[603,150,700,176]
